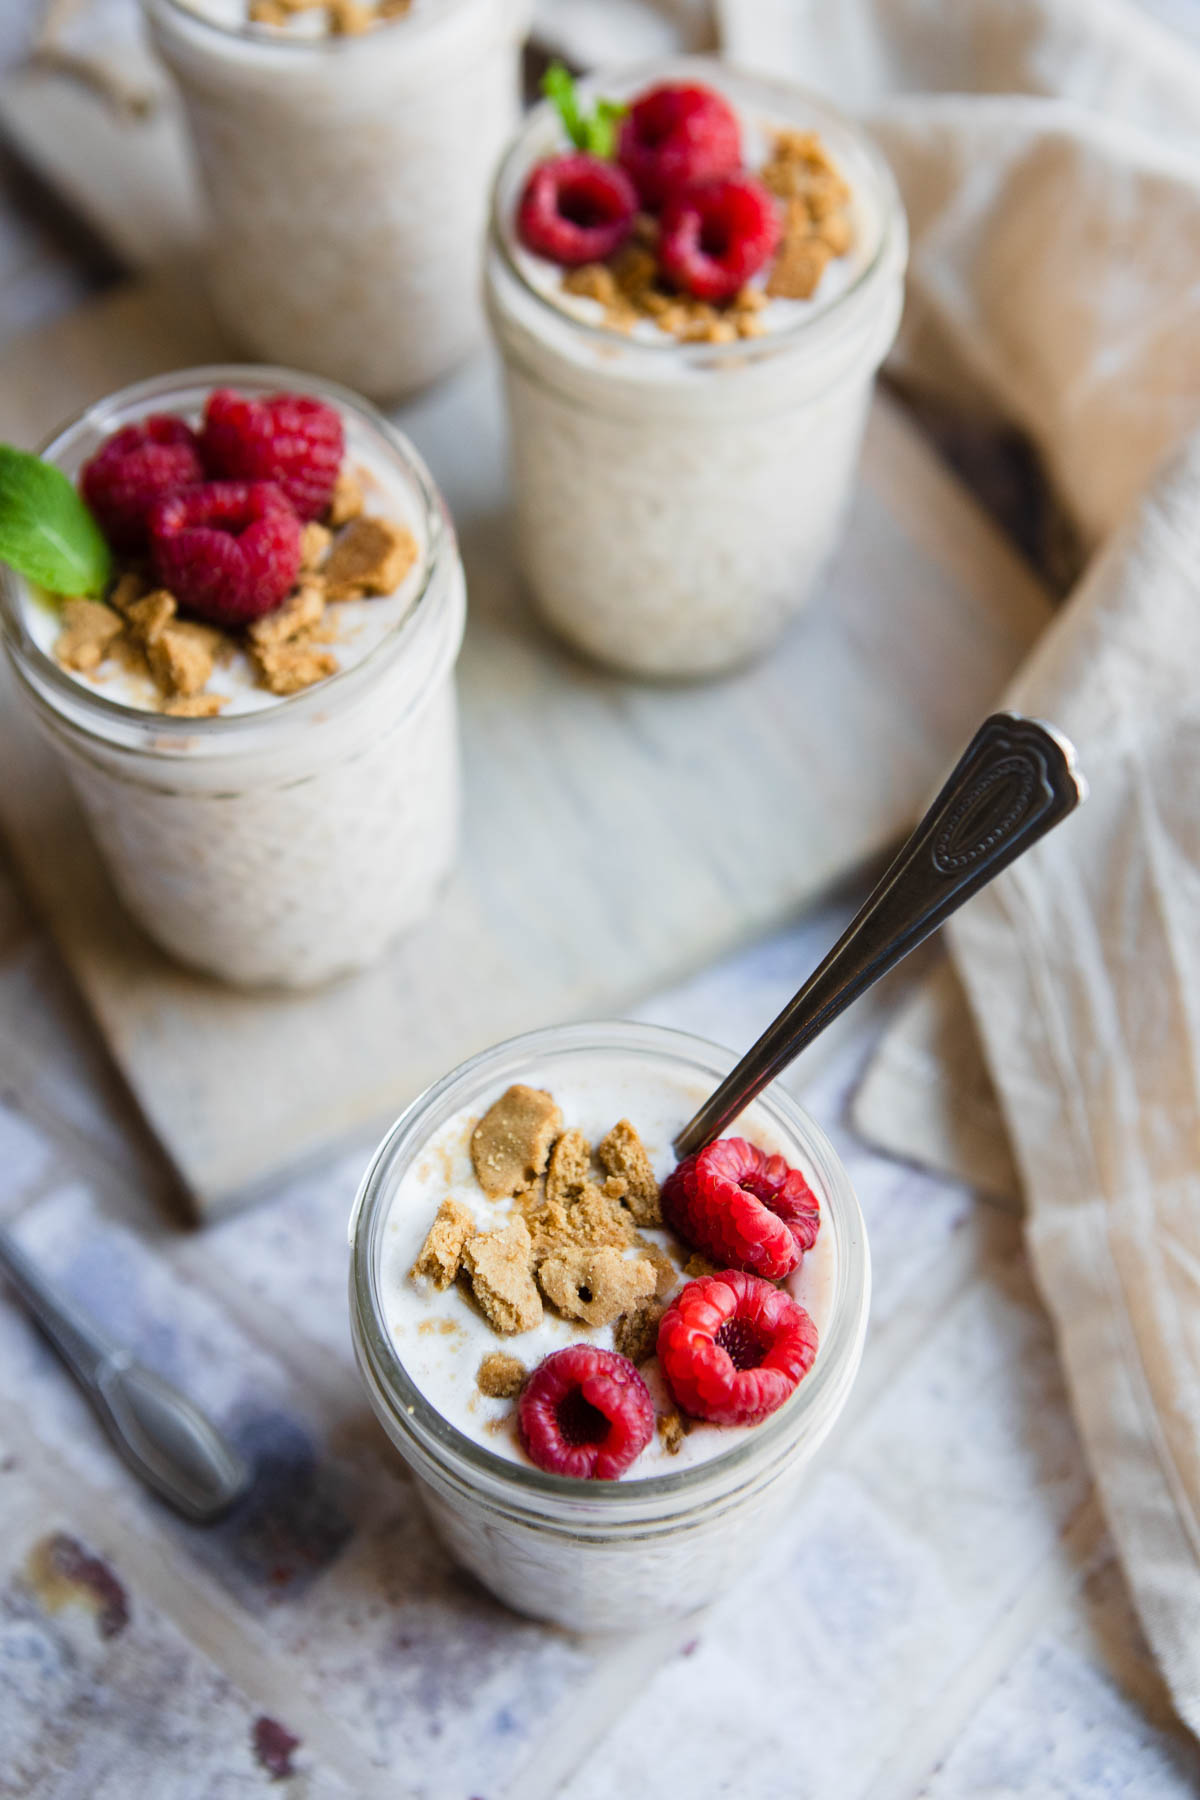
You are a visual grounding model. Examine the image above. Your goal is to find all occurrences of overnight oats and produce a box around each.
[486,62,907,678]
[144,0,528,399]
[0,366,465,987]
[350,1021,869,1630]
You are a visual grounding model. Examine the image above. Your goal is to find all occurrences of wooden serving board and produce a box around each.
[0,271,1052,1214]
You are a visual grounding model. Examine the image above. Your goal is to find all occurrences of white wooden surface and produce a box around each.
[0,273,1051,1215]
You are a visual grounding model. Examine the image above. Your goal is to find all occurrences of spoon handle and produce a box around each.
[0,1228,249,1524]
[673,713,1086,1158]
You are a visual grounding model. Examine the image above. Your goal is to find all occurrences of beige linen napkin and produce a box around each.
[712,0,1200,1736]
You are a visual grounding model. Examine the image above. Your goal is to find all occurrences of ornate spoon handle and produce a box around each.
[673,713,1086,1159]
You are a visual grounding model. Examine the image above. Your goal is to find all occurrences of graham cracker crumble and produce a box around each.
[613,1295,666,1366]
[657,1410,691,1456]
[477,1352,526,1400]
[53,456,418,711]
[471,1085,563,1201]
[597,1120,662,1227]
[555,126,855,339]
[410,1197,475,1290]
[538,1244,656,1328]
[461,1217,544,1335]
[248,0,410,32]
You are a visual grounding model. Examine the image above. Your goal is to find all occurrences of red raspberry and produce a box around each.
[516,153,637,267]
[661,1138,820,1281]
[518,1345,654,1480]
[149,481,302,627]
[617,82,741,211]
[659,174,780,304]
[657,1270,819,1426]
[80,415,204,553]
[200,388,344,521]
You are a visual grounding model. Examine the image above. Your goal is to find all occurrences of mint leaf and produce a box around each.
[0,444,111,598]
[542,61,627,160]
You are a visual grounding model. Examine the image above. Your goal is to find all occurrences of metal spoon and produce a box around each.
[0,1228,250,1523]
[674,712,1086,1158]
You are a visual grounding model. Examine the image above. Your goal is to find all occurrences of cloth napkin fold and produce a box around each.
[714,0,1200,1737]
[545,0,1200,1739]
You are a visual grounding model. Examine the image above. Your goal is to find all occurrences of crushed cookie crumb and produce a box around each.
[252,640,340,695]
[462,1217,543,1335]
[377,0,412,14]
[328,0,372,31]
[162,693,228,718]
[300,521,332,572]
[125,588,177,645]
[410,1197,475,1290]
[54,600,123,673]
[324,517,418,601]
[471,1086,563,1201]
[248,582,326,650]
[545,1128,593,1207]
[613,1296,666,1365]
[477,1351,526,1400]
[683,1251,718,1280]
[766,231,833,302]
[108,570,147,616]
[146,620,222,698]
[637,1240,679,1301]
[249,0,289,20]
[537,1245,656,1328]
[657,1410,690,1455]
[326,466,364,528]
[596,1120,661,1227]
[526,1186,635,1264]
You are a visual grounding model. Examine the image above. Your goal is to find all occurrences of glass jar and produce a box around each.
[349,1020,870,1632]
[0,365,466,989]
[144,0,530,402]
[486,59,907,679]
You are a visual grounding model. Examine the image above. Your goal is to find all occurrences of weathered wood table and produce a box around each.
[1,6,1199,1796]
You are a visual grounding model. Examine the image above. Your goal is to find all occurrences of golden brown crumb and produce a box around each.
[766,234,833,301]
[324,517,418,601]
[613,1296,666,1365]
[54,600,123,674]
[657,1410,689,1455]
[526,1186,635,1264]
[377,0,412,14]
[125,588,177,645]
[537,1245,656,1328]
[247,582,326,649]
[471,1085,563,1200]
[326,466,364,527]
[252,641,340,695]
[108,570,147,616]
[477,1351,526,1400]
[161,694,228,718]
[545,1127,593,1207]
[596,1120,662,1227]
[146,620,222,697]
[249,0,288,21]
[328,0,372,30]
[462,1217,542,1335]
[410,1197,475,1290]
[683,1251,718,1280]
[300,521,332,572]
[638,1241,679,1301]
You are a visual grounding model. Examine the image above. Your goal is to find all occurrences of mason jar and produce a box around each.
[144,0,530,401]
[486,60,908,679]
[349,1020,870,1631]
[0,365,465,989]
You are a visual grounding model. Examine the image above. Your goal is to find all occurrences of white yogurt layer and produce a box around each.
[22,410,430,719]
[380,1058,838,1481]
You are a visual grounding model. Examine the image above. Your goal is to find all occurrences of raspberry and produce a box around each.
[661,1138,819,1280]
[657,1270,818,1426]
[149,481,302,627]
[79,415,204,553]
[516,153,637,267]
[518,1345,654,1480]
[200,389,344,522]
[617,82,741,211]
[659,174,781,304]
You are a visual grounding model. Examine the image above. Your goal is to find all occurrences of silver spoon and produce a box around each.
[674,712,1086,1158]
[0,1228,250,1523]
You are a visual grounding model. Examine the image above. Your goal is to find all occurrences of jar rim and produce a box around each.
[350,1019,871,1512]
[487,56,906,375]
[0,363,456,755]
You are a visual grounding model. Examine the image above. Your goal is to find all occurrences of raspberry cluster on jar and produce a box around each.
[517,76,781,305]
[81,388,345,627]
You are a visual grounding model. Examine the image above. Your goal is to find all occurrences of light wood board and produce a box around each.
[0,272,1052,1214]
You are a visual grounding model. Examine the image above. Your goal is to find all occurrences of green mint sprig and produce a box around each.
[0,445,111,598]
[542,61,626,160]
